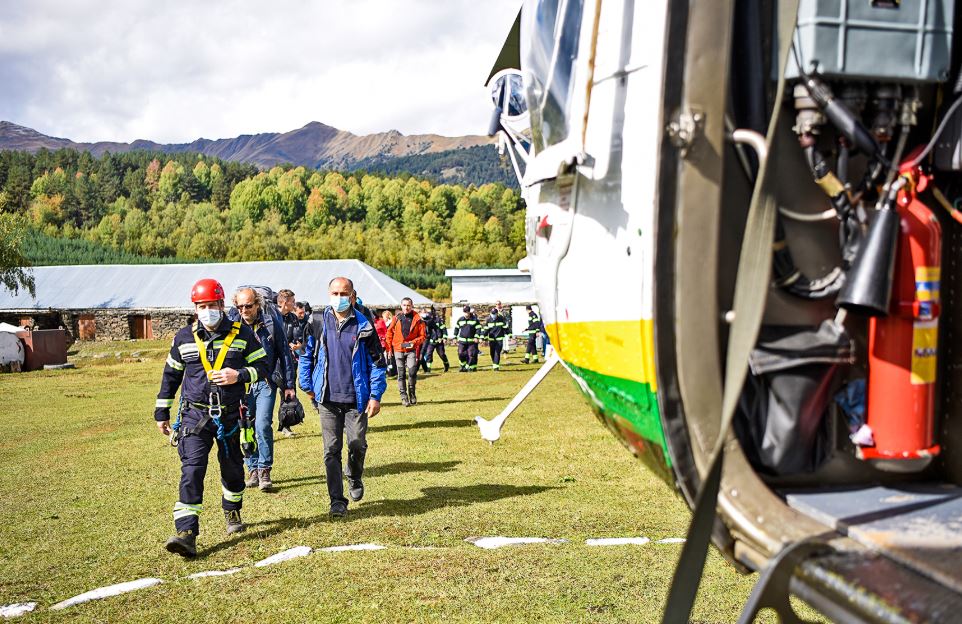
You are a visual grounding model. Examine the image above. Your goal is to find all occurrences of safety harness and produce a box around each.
[170,322,249,454]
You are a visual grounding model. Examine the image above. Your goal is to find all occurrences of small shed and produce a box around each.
[444,268,537,336]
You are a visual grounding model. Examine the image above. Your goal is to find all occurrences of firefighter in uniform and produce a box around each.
[155,279,270,557]
[483,306,508,370]
[523,305,542,364]
[421,306,450,372]
[454,306,481,372]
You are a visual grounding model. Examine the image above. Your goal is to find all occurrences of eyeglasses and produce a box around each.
[236,303,257,310]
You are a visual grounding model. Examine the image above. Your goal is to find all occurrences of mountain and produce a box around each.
[0,120,496,171]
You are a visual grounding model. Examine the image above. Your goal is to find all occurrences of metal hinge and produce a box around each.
[667,109,704,157]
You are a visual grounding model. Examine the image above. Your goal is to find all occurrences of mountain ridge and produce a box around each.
[0,120,495,171]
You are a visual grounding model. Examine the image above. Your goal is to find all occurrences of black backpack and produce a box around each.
[277,395,305,430]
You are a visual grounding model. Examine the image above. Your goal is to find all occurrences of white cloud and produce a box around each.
[0,0,519,142]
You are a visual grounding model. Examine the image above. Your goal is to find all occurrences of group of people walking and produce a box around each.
[154,277,545,557]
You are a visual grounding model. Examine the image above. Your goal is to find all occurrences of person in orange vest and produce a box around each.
[385,297,427,406]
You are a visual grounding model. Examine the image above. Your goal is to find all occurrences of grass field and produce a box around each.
[0,340,821,623]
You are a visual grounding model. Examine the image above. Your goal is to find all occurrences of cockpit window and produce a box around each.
[523,0,584,151]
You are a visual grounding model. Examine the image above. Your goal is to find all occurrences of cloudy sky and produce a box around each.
[0,0,519,143]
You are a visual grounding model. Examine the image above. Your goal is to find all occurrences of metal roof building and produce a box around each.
[0,259,431,311]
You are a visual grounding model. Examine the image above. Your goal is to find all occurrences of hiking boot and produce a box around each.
[165,530,197,558]
[408,389,417,405]
[259,467,273,491]
[224,509,246,535]
[245,468,259,488]
[329,502,347,518]
[348,479,364,502]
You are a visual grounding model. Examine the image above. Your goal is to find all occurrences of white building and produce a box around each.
[445,268,538,336]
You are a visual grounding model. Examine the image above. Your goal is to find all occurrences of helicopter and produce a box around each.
[478,1,962,622]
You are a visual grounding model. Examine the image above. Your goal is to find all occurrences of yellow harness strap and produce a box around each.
[193,321,241,380]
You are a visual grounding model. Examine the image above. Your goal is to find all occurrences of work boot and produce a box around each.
[165,530,197,558]
[400,394,410,407]
[245,468,259,488]
[329,502,347,518]
[259,467,273,491]
[443,360,450,372]
[408,388,417,405]
[459,364,467,372]
[224,509,246,534]
[348,479,364,502]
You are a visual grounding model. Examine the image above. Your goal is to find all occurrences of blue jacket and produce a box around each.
[227,306,296,391]
[298,307,387,412]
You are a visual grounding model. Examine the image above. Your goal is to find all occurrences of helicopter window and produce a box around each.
[490,73,527,118]
[523,0,584,150]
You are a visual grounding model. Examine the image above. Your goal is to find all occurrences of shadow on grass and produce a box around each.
[427,396,511,406]
[370,418,475,433]
[270,461,461,491]
[352,484,559,520]
[205,483,558,550]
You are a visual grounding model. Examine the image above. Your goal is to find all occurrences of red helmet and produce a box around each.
[191,278,225,303]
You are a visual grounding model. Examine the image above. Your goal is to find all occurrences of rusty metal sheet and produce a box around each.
[786,485,962,596]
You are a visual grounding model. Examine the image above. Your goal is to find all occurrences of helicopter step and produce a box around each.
[785,485,962,595]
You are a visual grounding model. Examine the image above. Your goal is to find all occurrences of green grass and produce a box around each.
[0,342,822,623]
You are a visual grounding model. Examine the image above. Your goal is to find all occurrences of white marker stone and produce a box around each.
[465,536,567,550]
[187,568,242,579]
[585,537,651,546]
[0,602,37,618]
[254,546,312,567]
[320,543,386,552]
[655,538,686,544]
[50,578,163,610]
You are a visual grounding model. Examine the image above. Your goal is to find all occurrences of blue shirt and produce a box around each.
[323,309,358,404]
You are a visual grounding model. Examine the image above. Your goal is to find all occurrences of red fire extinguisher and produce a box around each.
[861,163,941,469]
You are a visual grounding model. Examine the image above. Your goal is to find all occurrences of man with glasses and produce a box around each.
[229,287,296,492]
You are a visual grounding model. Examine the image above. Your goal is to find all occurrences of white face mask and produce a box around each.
[197,308,222,328]
[329,295,351,313]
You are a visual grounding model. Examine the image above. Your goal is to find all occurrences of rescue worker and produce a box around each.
[299,277,387,518]
[420,306,450,373]
[229,287,296,491]
[454,306,481,372]
[495,300,511,353]
[385,297,426,406]
[523,305,542,364]
[155,278,270,558]
[483,306,508,370]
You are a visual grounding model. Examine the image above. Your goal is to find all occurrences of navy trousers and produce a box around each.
[174,406,245,534]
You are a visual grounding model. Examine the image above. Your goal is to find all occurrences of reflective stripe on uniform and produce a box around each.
[178,343,199,357]
[246,366,258,383]
[166,355,185,371]
[229,339,247,350]
[156,398,174,408]
[221,485,243,503]
[246,348,267,363]
[173,501,202,520]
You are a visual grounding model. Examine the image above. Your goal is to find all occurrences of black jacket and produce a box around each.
[484,312,508,340]
[154,317,270,421]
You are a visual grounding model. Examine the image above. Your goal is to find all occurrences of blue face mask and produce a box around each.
[329,295,351,313]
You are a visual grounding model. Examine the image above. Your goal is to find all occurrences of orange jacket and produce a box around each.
[385,311,426,353]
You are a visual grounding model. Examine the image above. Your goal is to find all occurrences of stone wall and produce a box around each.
[0,309,194,342]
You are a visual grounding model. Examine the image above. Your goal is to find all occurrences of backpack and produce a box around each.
[277,394,305,430]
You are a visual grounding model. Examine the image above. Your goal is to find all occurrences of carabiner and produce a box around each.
[208,390,223,419]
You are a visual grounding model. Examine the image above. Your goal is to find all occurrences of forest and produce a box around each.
[0,148,526,299]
